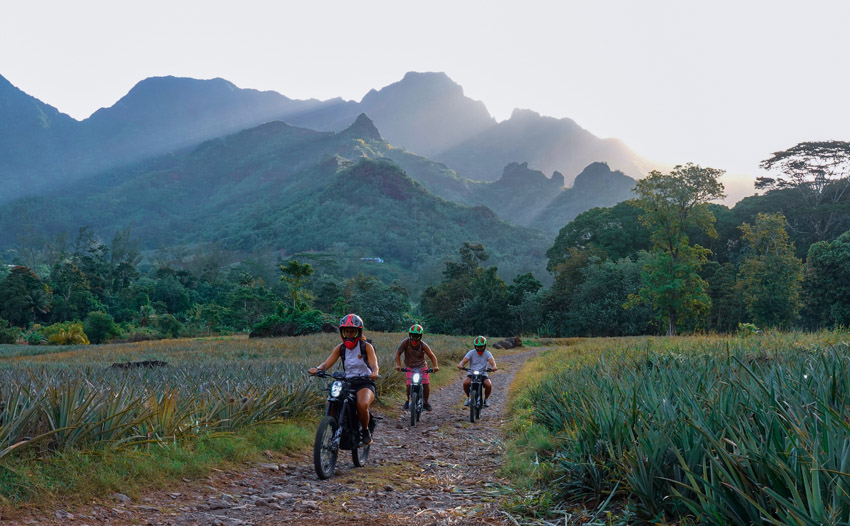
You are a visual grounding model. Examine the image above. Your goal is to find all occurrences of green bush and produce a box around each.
[39,322,89,345]
[250,305,328,338]
[83,311,121,344]
[0,318,17,344]
[155,314,182,338]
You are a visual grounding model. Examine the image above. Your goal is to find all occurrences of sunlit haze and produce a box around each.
[2,0,849,204]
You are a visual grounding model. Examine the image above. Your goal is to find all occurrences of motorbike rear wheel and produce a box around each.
[313,415,339,479]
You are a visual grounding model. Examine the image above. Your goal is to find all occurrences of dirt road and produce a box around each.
[5,349,539,526]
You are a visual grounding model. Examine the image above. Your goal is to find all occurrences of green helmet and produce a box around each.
[473,335,487,347]
[408,324,424,335]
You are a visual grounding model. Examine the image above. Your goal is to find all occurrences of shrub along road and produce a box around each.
[5,348,540,526]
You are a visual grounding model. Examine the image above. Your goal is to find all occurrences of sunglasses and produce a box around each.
[409,334,422,340]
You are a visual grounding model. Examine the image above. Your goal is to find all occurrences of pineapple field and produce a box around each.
[506,330,850,524]
[0,332,473,508]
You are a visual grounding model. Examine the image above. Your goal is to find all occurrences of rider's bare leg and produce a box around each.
[463,377,471,395]
[406,384,410,401]
[356,388,375,431]
[424,383,430,402]
[484,378,492,399]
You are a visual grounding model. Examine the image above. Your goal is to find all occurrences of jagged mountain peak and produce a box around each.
[498,162,559,186]
[509,108,541,120]
[573,162,633,187]
[341,113,382,141]
[361,71,464,104]
[552,171,565,187]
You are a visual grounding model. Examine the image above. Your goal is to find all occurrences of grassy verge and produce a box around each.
[0,421,312,513]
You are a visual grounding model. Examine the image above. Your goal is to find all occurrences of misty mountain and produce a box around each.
[471,162,565,226]
[284,71,495,157]
[437,108,649,184]
[1,71,650,210]
[74,76,331,172]
[0,115,548,279]
[529,162,636,232]
[0,74,78,199]
[0,75,333,203]
[462,161,636,232]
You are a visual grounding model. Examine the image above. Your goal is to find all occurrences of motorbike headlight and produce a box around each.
[473,370,480,375]
[412,373,421,384]
[330,381,343,398]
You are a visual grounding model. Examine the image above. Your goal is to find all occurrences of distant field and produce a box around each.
[506,330,850,525]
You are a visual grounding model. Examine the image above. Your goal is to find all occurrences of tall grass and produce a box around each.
[513,332,850,525]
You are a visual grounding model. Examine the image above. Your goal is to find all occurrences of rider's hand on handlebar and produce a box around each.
[433,366,439,372]
[395,365,402,372]
[370,372,379,381]
[309,367,320,375]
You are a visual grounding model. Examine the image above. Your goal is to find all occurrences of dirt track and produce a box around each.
[4,349,539,526]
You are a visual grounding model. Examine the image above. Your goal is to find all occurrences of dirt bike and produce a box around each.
[400,367,433,427]
[310,371,378,480]
[461,366,494,423]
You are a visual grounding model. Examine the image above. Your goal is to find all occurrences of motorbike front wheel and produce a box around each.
[314,415,339,479]
[410,389,419,427]
[469,384,479,423]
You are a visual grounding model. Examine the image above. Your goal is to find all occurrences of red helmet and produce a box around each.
[339,313,364,340]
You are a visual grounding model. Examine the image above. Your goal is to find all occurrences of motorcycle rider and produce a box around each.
[457,336,498,407]
[394,324,440,411]
[309,314,379,446]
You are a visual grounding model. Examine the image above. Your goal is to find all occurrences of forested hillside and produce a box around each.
[2,143,850,347]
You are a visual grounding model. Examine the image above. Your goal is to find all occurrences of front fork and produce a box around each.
[411,382,422,409]
[326,400,345,451]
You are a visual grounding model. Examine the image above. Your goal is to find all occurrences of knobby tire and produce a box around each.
[314,415,339,479]
[410,390,419,427]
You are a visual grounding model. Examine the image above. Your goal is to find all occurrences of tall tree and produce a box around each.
[421,243,509,335]
[802,229,850,328]
[0,266,52,326]
[627,163,726,335]
[546,201,648,269]
[737,213,803,328]
[758,141,850,242]
[279,260,315,309]
[344,274,410,332]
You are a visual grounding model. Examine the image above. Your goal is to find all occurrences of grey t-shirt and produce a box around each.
[464,349,493,373]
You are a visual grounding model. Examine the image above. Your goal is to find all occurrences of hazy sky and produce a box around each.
[2,0,849,203]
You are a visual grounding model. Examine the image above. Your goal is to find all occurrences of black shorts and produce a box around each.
[349,378,376,394]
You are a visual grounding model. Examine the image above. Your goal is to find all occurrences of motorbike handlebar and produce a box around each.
[400,367,434,373]
[310,371,380,380]
[460,367,494,373]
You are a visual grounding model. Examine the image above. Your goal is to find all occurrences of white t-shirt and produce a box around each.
[464,349,493,373]
[342,341,373,378]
